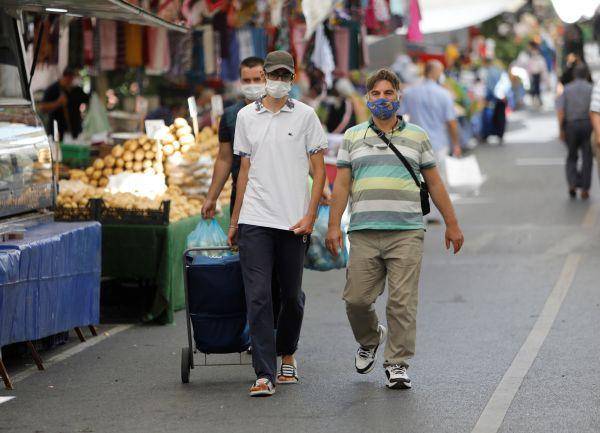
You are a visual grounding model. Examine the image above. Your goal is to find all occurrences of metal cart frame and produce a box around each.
[181,247,251,384]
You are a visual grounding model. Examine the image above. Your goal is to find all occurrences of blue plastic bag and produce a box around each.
[304,206,348,271]
[186,219,231,257]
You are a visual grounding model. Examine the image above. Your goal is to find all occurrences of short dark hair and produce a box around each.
[574,63,590,80]
[240,57,264,73]
[366,68,400,92]
[62,67,79,77]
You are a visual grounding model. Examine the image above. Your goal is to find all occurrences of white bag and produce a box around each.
[444,155,485,193]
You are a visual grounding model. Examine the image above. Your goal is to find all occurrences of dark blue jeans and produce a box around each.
[238,224,308,383]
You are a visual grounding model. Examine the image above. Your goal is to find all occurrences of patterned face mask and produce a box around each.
[367,98,400,120]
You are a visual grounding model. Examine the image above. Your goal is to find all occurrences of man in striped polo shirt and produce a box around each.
[326,68,464,390]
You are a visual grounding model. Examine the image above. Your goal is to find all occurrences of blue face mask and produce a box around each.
[367,98,400,120]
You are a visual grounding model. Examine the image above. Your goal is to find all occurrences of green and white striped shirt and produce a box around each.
[337,119,436,232]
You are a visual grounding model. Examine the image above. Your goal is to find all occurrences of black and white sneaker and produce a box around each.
[385,364,411,389]
[355,325,387,374]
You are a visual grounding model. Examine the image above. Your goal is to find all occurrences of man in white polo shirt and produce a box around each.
[228,50,327,397]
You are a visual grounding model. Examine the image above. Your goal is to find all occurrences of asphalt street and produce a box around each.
[1,108,599,433]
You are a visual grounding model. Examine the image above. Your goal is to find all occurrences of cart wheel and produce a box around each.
[181,347,191,384]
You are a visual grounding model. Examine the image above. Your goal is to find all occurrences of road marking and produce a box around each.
[471,254,582,433]
[11,324,134,385]
[582,203,599,229]
[515,157,564,166]
[0,396,15,405]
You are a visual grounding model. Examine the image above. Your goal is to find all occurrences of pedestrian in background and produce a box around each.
[557,63,594,200]
[589,70,600,188]
[326,68,463,390]
[228,51,327,397]
[526,42,547,108]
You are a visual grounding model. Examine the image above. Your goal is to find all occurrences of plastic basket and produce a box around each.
[54,198,101,222]
[97,199,171,225]
[60,143,91,168]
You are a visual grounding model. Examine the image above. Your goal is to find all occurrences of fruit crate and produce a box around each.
[97,199,171,225]
[54,198,101,222]
[60,143,91,168]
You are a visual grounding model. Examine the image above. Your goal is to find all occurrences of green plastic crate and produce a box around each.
[60,143,91,168]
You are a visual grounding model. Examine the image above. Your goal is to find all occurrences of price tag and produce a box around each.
[188,96,199,140]
[144,119,166,139]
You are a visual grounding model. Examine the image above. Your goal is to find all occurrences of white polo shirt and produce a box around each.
[233,98,328,231]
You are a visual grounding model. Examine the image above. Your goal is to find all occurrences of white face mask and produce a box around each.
[265,79,292,99]
[240,83,265,101]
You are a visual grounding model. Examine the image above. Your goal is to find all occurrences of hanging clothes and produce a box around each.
[68,19,84,69]
[145,27,171,75]
[213,11,229,61]
[390,0,405,17]
[202,25,216,75]
[406,0,423,42]
[374,0,391,22]
[83,19,94,67]
[99,20,117,71]
[237,28,254,61]
[252,28,268,59]
[187,29,206,84]
[116,23,126,70]
[290,23,307,66]
[220,29,240,82]
[360,24,370,68]
[302,0,335,41]
[333,27,350,76]
[340,20,360,71]
[269,0,285,27]
[57,17,69,74]
[169,31,193,78]
[311,25,335,88]
[125,24,143,68]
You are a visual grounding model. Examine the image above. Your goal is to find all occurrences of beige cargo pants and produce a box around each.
[343,229,424,367]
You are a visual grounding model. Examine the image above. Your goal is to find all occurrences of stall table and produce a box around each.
[0,221,101,388]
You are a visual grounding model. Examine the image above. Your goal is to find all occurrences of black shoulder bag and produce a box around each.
[369,121,431,216]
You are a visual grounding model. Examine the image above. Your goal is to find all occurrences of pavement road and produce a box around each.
[1,109,599,433]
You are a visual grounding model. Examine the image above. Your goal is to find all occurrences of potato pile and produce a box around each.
[56,180,101,208]
[56,180,202,222]
[68,135,162,188]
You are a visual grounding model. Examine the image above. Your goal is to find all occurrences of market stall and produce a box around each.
[0,3,194,390]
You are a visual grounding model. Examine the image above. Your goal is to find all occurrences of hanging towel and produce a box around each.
[407,0,423,42]
[99,20,117,71]
[237,28,254,61]
[302,0,335,41]
[202,25,216,75]
[333,27,350,75]
[251,28,268,59]
[58,17,69,74]
[220,29,240,82]
[291,23,307,66]
[68,19,84,69]
[390,0,405,17]
[187,29,206,84]
[125,24,143,68]
[146,27,171,75]
[311,24,335,88]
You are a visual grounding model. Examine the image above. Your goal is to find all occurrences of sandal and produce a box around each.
[276,359,299,384]
[249,378,275,397]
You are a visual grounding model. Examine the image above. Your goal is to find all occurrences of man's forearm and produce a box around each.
[308,157,326,217]
[328,169,351,227]
[206,158,232,201]
[429,181,458,225]
[231,163,249,225]
[590,112,600,138]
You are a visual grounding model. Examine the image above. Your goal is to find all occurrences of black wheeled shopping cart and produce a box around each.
[181,247,252,384]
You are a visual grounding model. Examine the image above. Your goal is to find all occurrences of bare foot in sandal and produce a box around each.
[277,355,299,384]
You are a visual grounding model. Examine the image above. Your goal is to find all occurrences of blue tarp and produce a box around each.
[0,221,101,348]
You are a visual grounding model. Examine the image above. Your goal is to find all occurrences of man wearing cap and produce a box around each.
[228,51,328,397]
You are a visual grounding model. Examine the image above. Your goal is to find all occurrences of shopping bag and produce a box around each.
[304,206,348,271]
[186,219,231,257]
[444,155,485,193]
